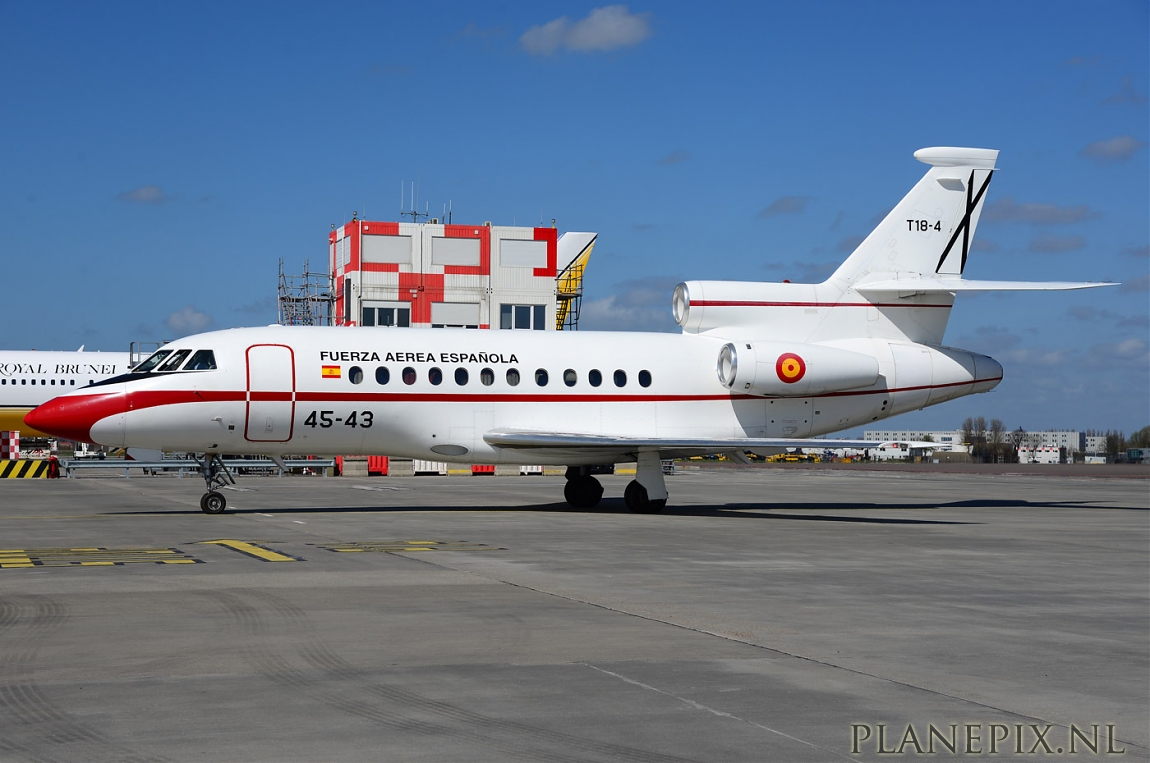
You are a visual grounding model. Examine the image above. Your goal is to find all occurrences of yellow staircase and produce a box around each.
[555,240,595,330]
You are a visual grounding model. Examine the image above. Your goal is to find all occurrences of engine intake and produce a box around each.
[717,341,880,397]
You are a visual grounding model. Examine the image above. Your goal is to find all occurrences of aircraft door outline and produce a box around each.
[245,344,295,443]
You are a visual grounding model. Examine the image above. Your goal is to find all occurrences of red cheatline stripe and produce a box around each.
[96,377,1004,411]
[690,300,953,309]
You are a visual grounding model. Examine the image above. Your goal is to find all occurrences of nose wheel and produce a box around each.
[195,454,235,515]
[200,491,227,514]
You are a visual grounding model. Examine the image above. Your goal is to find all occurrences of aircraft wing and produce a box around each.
[484,430,933,457]
[856,278,1116,293]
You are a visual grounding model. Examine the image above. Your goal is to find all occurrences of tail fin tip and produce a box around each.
[914,147,998,169]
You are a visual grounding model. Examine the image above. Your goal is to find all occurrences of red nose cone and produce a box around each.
[24,392,125,444]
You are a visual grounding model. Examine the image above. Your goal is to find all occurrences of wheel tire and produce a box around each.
[624,480,666,514]
[200,491,227,514]
[564,476,604,508]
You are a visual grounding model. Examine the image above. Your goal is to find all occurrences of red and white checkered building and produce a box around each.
[1,431,18,460]
[330,219,572,331]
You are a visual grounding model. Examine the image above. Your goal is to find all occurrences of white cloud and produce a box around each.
[757,196,810,219]
[1102,76,1147,105]
[1028,234,1086,253]
[1080,135,1146,164]
[1120,274,1150,293]
[657,149,690,166]
[983,196,1097,225]
[166,305,213,335]
[579,277,680,332]
[521,5,652,56]
[117,185,170,204]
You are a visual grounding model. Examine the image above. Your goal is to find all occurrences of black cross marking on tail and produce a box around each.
[935,169,995,274]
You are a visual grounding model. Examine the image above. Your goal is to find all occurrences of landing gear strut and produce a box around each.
[195,453,234,514]
[624,451,667,514]
[563,466,604,509]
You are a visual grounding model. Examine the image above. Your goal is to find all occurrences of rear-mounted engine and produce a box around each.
[716,341,880,397]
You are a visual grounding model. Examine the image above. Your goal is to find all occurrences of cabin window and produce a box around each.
[134,349,173,373]
[50,380,55,385]
[402,367,417,385]
[480,368,494,386]
[375,367,390,385]
[589,369,602,387]
[563,369,577,387]
[535,369,549,386]
[70,380,75,385]
[185,350,217,371]
[349,366,364,385]
[506,368,520,386]
[157,350,191,372]
[638,370,652,388]
[455,368,468,386]
[429,367,443,386]
[614,369,627,387]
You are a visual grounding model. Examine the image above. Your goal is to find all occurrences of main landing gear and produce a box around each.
[623,451,667,514]
[564,466,604,508]
[564,452,668,514]
[195,453,234,514]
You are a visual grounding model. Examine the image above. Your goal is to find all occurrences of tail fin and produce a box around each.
[829,147,998,287]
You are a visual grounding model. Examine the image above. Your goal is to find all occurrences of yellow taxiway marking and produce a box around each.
[0,547,202,568]
[313,540,504,554]
[197,539,301,562]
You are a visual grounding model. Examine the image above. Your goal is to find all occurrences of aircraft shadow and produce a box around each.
[110,496,1140,523]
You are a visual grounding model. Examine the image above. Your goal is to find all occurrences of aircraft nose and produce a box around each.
[24,391,127,446]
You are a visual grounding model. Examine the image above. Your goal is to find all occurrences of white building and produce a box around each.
[329,217,596,332]
[1017,445,1062,464]
[863,430,965,452]
[1026,430,1085,452]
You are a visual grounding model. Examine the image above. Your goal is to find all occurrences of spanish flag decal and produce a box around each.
[321,365,341,379]
[775,353,806,384]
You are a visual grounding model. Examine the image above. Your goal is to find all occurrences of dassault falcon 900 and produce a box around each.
[27,147,1113,514]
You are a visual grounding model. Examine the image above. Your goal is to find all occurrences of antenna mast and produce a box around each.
[399,180,429,223]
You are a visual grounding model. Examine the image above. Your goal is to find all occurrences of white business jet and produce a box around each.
[26,148,1112,514]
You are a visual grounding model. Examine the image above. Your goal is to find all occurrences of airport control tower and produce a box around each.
[327,217,596,331]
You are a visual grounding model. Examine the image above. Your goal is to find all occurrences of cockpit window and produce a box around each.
[133,349,173,373]
[185,349,217,371]
[156,349,192,372]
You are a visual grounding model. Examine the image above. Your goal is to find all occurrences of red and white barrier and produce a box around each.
[1,431,19,461]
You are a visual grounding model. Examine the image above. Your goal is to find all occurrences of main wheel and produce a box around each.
[624,480,666,514]
[563,476,604,508]
[200,491,227,514]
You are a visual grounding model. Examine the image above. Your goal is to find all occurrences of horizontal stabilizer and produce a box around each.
[855,278,1117,293]
[485,430,933,453]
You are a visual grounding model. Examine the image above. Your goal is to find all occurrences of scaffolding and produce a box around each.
[554,239,595,330]
[278,258,333,326]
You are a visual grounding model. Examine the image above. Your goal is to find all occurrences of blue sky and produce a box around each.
[1,1,1146,434]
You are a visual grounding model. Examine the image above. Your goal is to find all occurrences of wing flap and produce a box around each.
[484,430,932,451]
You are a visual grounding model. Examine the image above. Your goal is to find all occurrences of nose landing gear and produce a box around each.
[195,454,234,514]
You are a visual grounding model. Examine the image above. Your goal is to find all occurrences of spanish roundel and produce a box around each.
[775,352,806,384]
